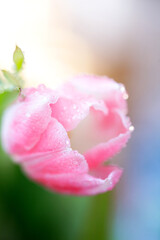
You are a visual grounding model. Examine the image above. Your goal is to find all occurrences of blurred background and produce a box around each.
[0,0,160,239]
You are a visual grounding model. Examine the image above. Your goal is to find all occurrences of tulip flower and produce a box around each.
[1,75,133,195]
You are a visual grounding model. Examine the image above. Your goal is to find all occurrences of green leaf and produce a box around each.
[13,46,24,71]
[0,89,19,117]
[2,70,22,88]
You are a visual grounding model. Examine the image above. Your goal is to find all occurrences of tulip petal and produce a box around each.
[22,149,88,175]
[31,118,71,152]
[51,85,107,131]
[25,165,122,196]
[84,109,131,169]
[68,75,128,114]
[1,85,58,155]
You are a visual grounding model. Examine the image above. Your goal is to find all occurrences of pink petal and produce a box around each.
[22,149,88,176]
[67,75,128,114]
[1,85,58,155]
[51,84,107,131]
[24,164,122,196]
[31,118,71,153]
[84,109,131,169]
[90,165,123,191]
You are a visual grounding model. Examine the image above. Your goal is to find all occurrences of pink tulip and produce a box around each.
[1,75,132,195]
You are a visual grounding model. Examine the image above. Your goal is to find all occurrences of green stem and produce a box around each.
[77,191,115,240]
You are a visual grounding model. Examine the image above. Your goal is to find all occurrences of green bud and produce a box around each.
[13,46,24,71]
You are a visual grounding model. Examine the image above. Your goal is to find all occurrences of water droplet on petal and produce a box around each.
[129,125,134,132]
[66,140,70,146]
[109,180,113,186]
[119,84,129,99]
[73,104,77,110]
[119,85,125,93]
[123,93,129,100]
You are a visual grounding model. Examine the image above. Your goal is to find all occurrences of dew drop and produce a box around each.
[123,93,129,100]
[119,85,125,93]
[109,180,113,186]
[73,104,77,110]
[66,140,70,146]
[129,125,135,132]
[119,85,129,99]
